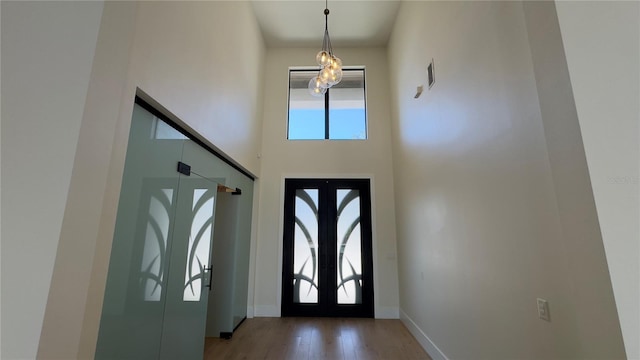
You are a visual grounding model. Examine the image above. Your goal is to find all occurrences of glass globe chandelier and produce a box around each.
[308,0,343,97]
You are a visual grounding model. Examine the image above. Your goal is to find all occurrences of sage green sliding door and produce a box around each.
[96,102,253,359]
[95,104,186,359]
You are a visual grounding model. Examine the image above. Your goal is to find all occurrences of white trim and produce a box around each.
[375,306,399,319]
[254,305,280,317]
[368,176,381,321]
[246,179,261,322]
[400,309,449,360]
[274,177,286,316]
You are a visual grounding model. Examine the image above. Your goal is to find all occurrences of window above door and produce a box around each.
[287,68,367,140]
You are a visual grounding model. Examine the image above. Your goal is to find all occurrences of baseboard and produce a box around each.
[375,306,400,319]
[253,305,280,317]
[400,309,449,360]
[247,306,254,318]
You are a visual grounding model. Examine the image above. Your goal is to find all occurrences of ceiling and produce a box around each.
[250,1,402,48]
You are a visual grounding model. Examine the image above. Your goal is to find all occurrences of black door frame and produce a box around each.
[281,178,374,318]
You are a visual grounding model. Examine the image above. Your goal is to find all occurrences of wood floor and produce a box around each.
[204,317,432,360]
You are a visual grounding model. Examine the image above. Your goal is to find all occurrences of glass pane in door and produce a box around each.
[293,189,319,303]
[182,188,216,302]
[140,188,174,302]
[336,189,362,304]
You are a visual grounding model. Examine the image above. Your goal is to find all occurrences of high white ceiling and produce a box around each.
[250,1,402,48]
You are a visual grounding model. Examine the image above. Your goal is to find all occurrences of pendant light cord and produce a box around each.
[323,0,332,55]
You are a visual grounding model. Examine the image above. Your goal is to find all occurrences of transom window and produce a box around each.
[288,68,367,140]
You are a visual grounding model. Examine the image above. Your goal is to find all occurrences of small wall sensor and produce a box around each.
[537,298,551,322]
[427,59,435,88]
[414,85,424,99]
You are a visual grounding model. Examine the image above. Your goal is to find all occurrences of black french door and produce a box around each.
[281,179,374,317]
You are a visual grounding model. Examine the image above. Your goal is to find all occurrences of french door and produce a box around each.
[281,179,374,317]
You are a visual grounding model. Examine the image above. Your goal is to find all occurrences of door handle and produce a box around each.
[204,265,213,291]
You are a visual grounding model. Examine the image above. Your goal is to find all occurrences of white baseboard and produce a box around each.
[400,309,448,360]
[253,305,280,317]
[247,306,254,318]
[375,306,400,319]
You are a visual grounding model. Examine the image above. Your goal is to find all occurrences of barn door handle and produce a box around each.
[204,266,213,290]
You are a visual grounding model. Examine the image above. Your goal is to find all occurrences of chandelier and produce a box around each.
[308,0,343,97]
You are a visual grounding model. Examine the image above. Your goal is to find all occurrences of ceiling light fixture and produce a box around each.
[308,0,343,97]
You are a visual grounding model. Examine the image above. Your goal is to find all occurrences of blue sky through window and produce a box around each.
[329,109,366,140]
[289,109,366,140]
[289,109,324,140]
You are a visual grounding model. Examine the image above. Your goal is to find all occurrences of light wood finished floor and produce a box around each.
[204,317,432,360]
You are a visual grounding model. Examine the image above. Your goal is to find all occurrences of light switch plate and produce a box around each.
[537,298,550,321]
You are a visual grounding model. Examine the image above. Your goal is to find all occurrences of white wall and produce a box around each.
[253,47,400,318]
[1,1,266,358]
[0,3,2,351]
[1,2,104,358]
[126,1,265,175]
[36,2,138,358]
[1,2,3,352]
[554,2,639,357]
[388,1,625,359]
[523,2,626,357]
